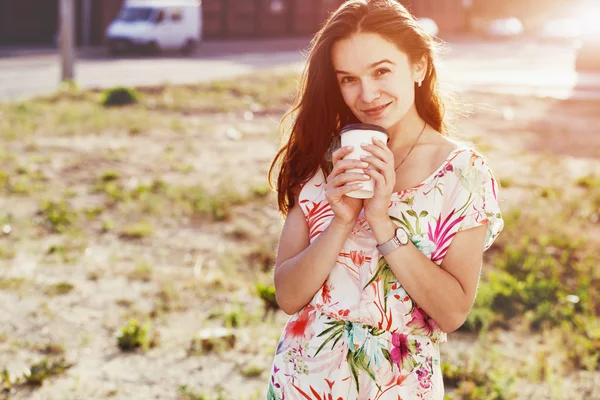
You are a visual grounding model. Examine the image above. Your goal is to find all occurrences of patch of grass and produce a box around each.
[177,385,212,400]
[101,170,121,182]
[127,261,154,282]
[442,346,518,400]
[116,319,158,352]
[239,363,263,378]
[251,183,272,198]
[35,343,65,356]
[120,221,154,239]
[255,282,278,315]
[224,307,250,329]
[22,357,73,386]
[83,205,105,219]
[498,176,514,188]
[36,200,78,233]
[100,87,139,107]
[0,243,15,260]
[45,282,75,297]
[45,238,87,264]
[575,174,600,189]
[175,184,246,222]
[0,278,25,291]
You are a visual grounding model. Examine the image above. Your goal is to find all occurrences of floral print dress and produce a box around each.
[267,148,504,400]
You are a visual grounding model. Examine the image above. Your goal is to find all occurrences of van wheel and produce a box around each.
[181,39,196,56]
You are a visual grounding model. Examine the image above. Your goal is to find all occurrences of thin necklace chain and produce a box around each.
[394,121,427,172]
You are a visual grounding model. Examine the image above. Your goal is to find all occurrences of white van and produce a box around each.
[105,0,202,55]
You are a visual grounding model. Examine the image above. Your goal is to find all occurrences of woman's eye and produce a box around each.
[341,77,355,84]
[375,68,390,76]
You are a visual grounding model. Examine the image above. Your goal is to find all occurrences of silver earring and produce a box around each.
[418,79,422,87]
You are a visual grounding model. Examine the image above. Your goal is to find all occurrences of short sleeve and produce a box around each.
[297,169,334,242]
[452,152,504,251]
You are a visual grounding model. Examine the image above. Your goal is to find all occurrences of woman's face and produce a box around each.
[331,32,424,129]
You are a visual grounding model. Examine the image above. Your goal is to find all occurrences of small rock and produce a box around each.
[225,127,242,141]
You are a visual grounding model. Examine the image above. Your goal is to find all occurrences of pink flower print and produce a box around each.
[350,250,366,267]
[434,163,455,179]
[416,366,432,389]
[407,307,439,336]
[390,333,411,369]
[271,365,281,389]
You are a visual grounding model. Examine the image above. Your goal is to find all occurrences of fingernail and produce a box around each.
[361,161,369,168]
[362,174,370,179]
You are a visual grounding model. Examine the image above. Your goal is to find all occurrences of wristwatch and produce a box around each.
[376,227,409,256]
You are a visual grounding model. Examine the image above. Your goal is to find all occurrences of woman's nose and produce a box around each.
[360,81,380,104]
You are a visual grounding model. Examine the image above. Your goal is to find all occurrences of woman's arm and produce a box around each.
[274,203,354,315]
[370,217,487,333]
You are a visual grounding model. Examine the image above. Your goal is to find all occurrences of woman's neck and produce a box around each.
[387,106,426,152]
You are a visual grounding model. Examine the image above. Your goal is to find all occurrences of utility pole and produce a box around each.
[59,0,75,82]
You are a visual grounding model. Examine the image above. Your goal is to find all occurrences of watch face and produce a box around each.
[396,228,409,245]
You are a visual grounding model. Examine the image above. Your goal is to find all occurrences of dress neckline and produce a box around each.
[392,146,468,198]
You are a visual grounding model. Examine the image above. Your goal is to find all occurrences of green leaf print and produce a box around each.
[363,257,396,313]
[347,347,382,393]
[313,320,345,357]
[419,210,429,217]
[391,215,415,235]
[401,197,414,207]
[267,382,281,400]
[381,348,394,370]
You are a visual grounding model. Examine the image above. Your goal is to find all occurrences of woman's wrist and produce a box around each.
[369,216,397,244]
[330,216,356,232]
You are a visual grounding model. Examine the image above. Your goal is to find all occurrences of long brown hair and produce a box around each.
[268,0,447,216]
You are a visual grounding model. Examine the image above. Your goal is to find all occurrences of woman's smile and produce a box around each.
[362,101,393,117]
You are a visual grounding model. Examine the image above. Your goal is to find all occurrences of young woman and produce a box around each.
[267,0,504,398]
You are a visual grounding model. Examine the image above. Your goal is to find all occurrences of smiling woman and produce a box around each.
[266,1,504,399]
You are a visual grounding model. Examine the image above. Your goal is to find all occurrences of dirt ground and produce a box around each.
[0,89,599,400]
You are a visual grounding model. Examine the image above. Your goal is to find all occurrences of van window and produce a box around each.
[171,9,183,22]
[118,7,154,22]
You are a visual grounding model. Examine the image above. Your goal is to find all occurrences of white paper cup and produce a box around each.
[340,124,389,199]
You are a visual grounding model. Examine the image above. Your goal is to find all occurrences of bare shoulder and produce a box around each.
[420,129,464,167]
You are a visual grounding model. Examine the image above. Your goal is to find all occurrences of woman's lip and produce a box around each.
[363,102,392,116]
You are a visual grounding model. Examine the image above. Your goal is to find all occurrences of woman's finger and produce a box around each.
[360,155,388,176]
[331,145,353,165]
[334,182,365,198]
[330,158,368,180]
[332,171,370,188]
[364,167,387,191]
[360,142,393,165]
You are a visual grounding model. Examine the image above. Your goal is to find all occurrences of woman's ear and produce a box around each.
[413,55,428,82]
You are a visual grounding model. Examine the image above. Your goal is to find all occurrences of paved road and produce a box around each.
[0,37,598,101]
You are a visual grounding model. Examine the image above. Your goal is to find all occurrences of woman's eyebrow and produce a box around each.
[335,59,395,75]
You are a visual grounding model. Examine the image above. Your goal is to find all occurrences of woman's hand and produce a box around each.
[325,146,368,226]
[360,137,396,225]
